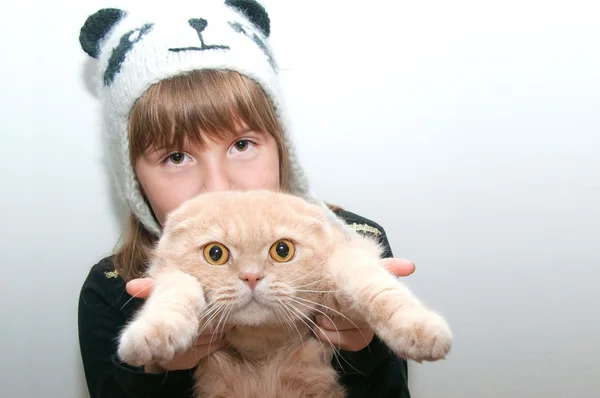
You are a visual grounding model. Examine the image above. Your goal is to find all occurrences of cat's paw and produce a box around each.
[118,313,198,367]
[391,310,452,362]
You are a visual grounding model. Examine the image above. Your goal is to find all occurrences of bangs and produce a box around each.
[128,69,282,162]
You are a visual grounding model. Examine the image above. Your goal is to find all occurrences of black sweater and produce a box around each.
[78,210,411,398]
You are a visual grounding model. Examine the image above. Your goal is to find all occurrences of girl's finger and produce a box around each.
[159,340,227,370]
[198,324,234,336]
[312,327,375,352]
[315,314,368,331]
[380,258,416,277]
[125,278,155,299]
[195,333,227,345]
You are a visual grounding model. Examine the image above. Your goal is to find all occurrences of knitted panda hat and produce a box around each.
[79,0,344,236]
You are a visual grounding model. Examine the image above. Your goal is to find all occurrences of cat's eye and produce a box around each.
[269,239,295,263]
[203,243,229,266]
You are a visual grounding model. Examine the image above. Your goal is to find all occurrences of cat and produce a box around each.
[117,190,452,398]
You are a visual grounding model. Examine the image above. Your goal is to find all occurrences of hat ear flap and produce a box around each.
[225,0,270,37]
[80,8,126,58]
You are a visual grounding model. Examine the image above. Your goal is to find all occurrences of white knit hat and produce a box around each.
[78,0,349,236]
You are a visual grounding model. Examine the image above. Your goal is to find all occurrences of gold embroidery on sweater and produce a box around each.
[105,269,120,279]
[348,223,382,236]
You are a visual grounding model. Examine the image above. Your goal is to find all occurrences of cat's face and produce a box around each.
[152,190,338,328]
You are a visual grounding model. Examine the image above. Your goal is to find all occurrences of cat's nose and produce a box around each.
[240,272,263,291]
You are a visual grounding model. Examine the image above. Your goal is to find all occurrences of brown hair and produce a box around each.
[113,69,341,282]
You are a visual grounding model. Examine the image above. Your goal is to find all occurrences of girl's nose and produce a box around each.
[202,165,230,192]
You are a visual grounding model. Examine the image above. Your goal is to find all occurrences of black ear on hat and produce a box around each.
[80,8,126,58]
[225,0,270,37]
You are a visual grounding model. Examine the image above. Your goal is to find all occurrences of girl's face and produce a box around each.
[135,127,280,226]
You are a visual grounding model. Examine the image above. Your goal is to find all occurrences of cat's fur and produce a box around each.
[118,190,452,398]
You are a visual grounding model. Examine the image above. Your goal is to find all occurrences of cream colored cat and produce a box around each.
[118,190,452,398]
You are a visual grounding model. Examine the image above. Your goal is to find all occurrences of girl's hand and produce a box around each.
[125,258,416,354]
[124,278,230,373]
[312,258,416,352]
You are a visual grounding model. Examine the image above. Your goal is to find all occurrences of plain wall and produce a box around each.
[1,0,598,397]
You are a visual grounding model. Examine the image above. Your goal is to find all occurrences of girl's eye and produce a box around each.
[169,152,184,163]
[235,140,248,151]
[164,152,189,165]
[231,139,254,153]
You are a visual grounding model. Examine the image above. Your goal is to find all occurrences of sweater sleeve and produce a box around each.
[77,260,196,398]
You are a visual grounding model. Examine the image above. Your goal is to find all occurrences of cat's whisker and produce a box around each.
[215,301,235,336]
[211,287,239,302]
[202,303,222,318]
[279,301,326,363]
[200,304,226,330]
[207,303,233,353]
[198,302,228,336]
[274,298,306,351]
[291,296,371,352]
[198,305,223,351]
[220,304,235,337]
[284,301,363,375]
[211,295,237,303]
[192,305,226,356]
[292,276,330,290]
[272,302,289,332]
[281,301,350,371]
[119,283,154,310]
[279,257,328,285]
[199,302,224,321]
[220,304,234,332]
[295,289,337,294]
[285,297,342,349]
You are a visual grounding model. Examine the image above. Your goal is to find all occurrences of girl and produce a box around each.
[77,2,415,397]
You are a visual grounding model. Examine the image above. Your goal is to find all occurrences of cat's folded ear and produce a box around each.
[297,214,337,242]
[162,218,196,241]
[145,251,190,278]
[161,205,200,240]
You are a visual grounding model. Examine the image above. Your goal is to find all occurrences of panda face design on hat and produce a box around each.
[80,2,277,89]
[80,1,278,107]
[78,0,320,236]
